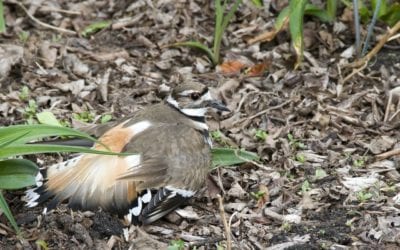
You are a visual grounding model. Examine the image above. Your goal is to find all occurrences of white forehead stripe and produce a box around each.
[200,91,213,102]
[179,90,197,96]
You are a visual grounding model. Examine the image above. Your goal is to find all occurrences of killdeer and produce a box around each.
[24,83,229,225]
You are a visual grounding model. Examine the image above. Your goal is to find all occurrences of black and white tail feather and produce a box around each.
[126,187,194,225]
[23,157,196,225]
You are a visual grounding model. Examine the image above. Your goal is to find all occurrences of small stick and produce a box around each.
[232,100,292,127]
[8,0,76,35]
[217,195,231,250]
[376,148,400,160]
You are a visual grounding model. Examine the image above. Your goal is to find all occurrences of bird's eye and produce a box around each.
[191,92,200,100]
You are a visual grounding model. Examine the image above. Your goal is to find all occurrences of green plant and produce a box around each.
[72,111,95,123]
[356,190,373,203]
[19,86,29,101]
[18,31,29,43]
[81,20,111,37]
[353,158,365,168]
[314,168,327,179]
[172,0,242,66]
[100,114,112,124]
[281,221,292,231]
[24,100,38,124]
[250,190,266,200]
[288,133,305,150]
[36,111,62,127]
[295,153,306,163]
[301,180,311,193]
[0,0,5,33]
[342,0,400,26]
[254,129,268,141]
[167,239,185,250]
[250,0,263,8]
[274,0,337,67]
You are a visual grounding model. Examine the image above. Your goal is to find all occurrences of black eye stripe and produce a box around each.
[200,87,208,96]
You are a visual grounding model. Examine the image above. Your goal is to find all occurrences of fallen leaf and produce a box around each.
[245,62,269,77]
[217,60,246,75]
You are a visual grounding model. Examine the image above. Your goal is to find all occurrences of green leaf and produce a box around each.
[289,0,308,68]
[0,130,30,149]
[213,0,242,64]
[0,191,20,233]
[171,41,217,65]
[250,0,263,8]
[274,6,290,31]
[380,3,400,26]
[0,144,132,159]
[0,0,5,33]
[211,147,259,168]
[167,239,185,250]
[326,0,337,21]
[0,124,97,145]
[372,0,387,18]
[315,168,327,179]
[36,111,62,127]
[101,114,112,124]
[0,159,38,189]
[81,20,111,37]
[304,4,333,23]
[35,240,49,250]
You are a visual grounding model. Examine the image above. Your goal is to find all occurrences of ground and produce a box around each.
[1,0,400,249]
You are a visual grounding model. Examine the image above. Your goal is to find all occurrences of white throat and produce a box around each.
[180,108,207,117]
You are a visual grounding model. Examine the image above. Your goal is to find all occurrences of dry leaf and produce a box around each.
[245,62,269,77]
[217,60,246,75]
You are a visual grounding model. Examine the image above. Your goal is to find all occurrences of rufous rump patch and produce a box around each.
[94,123,134,152]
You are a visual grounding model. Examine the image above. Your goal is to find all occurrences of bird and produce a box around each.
[23,82,229,225]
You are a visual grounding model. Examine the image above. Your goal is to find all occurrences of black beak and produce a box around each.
[210,100,230,112]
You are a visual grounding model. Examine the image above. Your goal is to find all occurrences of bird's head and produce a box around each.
[166,83,229,117]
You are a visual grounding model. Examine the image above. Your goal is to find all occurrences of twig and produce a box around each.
[9,0,76,35]
[341,61,368,84]
[39,6,81,15]
[347,20,400,68]
[232,100,292,127]
[388,32,400,42]
[217,195,231,250]
[376,148,400,161]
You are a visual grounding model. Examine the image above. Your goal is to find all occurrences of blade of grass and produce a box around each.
[304,4,332,23]
[0,0,5,33]
[289,0,308,68]
[171,41,217,65]
[0,124,98,145]
[0,144,133,159]
[326,0,337,22]
[213,0,242,64]
[81,20,111,37]
[0,191,20,233]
